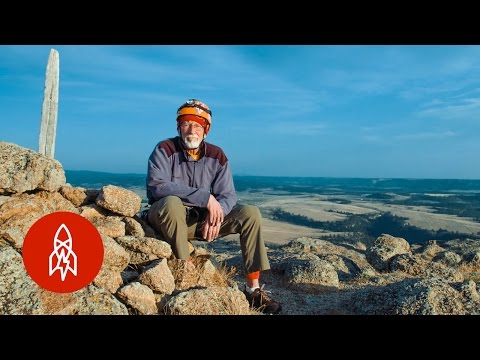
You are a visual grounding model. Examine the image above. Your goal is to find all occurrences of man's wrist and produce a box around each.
[201,190,212,207]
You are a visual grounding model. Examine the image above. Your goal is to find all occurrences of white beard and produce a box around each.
[182,135,202,149]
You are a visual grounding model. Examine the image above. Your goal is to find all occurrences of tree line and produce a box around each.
[268,208,478,244]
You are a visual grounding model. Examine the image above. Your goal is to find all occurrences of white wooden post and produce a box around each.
[38,48,59,158]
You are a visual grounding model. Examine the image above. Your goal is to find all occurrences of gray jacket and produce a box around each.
[146,136,237,216]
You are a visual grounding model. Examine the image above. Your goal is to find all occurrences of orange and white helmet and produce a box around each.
[177,99,212,135]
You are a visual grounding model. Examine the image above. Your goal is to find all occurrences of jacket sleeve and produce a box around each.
[146,143,210,207]
[211,159,237,216]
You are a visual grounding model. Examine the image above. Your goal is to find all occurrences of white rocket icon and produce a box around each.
[48,223,78,281]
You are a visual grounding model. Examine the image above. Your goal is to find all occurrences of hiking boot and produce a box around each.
[244,284,282,314]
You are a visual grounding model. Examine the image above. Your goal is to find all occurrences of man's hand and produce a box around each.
[203,194,224,242]
[202,221,221,242]
[207,194,224,226]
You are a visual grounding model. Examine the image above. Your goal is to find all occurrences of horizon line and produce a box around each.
[64,169,480,182]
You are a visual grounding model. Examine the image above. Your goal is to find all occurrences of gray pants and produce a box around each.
[147,196,270,274]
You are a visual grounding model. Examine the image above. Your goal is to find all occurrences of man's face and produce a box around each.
[179,121,205,149]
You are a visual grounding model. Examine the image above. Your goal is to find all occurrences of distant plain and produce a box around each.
[234,191,480,245]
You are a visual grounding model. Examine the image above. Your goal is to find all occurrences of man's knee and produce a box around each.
[149,196,185,223]
[237,204,262,222]
[160,196,184,211]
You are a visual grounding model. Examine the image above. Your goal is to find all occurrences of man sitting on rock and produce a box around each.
[145,98,281,314]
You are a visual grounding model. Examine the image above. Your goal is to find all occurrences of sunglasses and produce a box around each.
[179,99,212,115]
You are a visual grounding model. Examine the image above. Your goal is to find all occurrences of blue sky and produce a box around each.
[1,45,480,179]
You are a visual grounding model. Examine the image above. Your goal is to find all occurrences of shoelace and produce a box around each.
[245,284,273,298]
[258,284,270,293]
[256,284,274,302]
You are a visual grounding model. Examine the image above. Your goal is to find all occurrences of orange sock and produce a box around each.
[246,271,260,280]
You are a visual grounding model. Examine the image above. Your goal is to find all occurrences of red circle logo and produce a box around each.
[22,212,104,293]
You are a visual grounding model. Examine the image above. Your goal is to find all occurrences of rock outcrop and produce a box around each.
[0,142,248,315]
[0,142,65,194]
